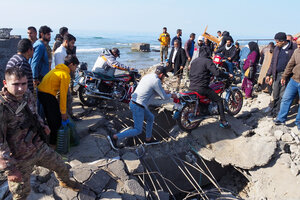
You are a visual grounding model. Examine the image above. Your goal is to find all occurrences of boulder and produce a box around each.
[83,170,111,194]
[124,179,146,200]
[122,152,143,174]
[100,190,122,200]
[107,160,129,181]
[0,28,12,39]
[131,43,150,52]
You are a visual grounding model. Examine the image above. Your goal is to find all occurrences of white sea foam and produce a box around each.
[76,48,104,53]
[116,43,131,46]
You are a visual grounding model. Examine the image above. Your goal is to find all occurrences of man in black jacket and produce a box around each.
[189,46,233,128]
[221,39,236,75]
[265,32,296,118]
[167,40,186,91]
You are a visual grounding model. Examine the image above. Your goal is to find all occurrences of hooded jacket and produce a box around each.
[189,46,228,90]
[38,64,71,114]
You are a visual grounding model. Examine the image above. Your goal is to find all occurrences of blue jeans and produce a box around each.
[276,78,300,125]
[116,102,154,140]
[225,61,234,75]
[240,61,245,80]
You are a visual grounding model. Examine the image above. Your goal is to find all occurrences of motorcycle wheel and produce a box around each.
[78,85,100,107]
[177,103,200,132]
[226,89,243,115]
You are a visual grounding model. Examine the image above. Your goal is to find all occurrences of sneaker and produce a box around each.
[144,138,161,146]
[107,135,119,150]
[219,121,231,129]
[59,180,81,192]
[274,119,285,126]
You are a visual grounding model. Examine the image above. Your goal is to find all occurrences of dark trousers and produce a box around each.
[196,87,226,121]
[38,91,62,145]
[271,72,286,116]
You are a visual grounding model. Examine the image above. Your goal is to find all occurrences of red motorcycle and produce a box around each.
[172,77,243,131]
[213,54,240,74]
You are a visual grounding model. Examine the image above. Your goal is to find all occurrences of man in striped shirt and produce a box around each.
[6,39,34,93]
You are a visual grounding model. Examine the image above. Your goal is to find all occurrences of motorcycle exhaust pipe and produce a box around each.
[188,116,208,123]
[85,91,113,100]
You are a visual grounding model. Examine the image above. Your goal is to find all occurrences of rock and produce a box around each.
[38,183,53,195]
[35,167,52,183]
[78,188,97,200]
[100,190,122,200]
[0,28,12,39]
[53,186,78,200]
[27,191,55,200]
[290,162,299,176]
[122,152,143,174]
[290,144,299,154]
[107,160,129,181]
[278,153,291,168]
[156,190,169,200]
[281,133,294,143]
[84,170,111,194]
[124,179,146,200]
[131,43,150,52]
[121,193,137,200]
[69,159,82,168]
[274,130,284,140]
[72,165,93,183]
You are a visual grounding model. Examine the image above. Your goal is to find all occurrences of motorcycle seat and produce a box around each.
[94,72,115,80]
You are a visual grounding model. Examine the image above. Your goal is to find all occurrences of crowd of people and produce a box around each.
[0,25,299,199]
[157,27,300,129]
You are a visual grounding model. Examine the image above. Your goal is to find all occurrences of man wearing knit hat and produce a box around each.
[265,32,296,118]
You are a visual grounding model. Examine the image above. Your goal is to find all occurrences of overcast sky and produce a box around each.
[1,0,299,38]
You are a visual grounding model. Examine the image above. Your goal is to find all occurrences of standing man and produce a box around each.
[38,55,79,146]
[30,25,52,86]
[6,39,34,93]
[184,33,196,77]
[53,27,69,53]
[171,29,182,48]
[107,66,176,150]
[54,34,76,66]
[27,26,38,44]
[265,32,296,118]
[158,27,170,63]
[0,67,80,200]
[274,38,300,128]
[167,40,186,91]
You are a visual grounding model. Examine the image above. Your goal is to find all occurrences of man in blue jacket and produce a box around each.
[30,26,52,87]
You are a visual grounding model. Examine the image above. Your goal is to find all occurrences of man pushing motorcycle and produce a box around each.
[189,46,233,128]
[92,48,135,76]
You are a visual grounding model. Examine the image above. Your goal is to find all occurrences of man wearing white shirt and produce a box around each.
[166,40,186,91]
[107,66,176,150]
[54,34,76,66]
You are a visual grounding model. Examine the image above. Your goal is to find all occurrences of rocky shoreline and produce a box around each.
[0,64,299,199]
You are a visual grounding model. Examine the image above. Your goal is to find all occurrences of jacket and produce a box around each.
[38,64,71,114]
[267,41,296,79]
[0,88,45,174]
[92,49,130,74]
[158,33,170,46]
[189,47,228,90]
[221,45,236,61]
[167,47,186,75]
[29,40,49,81]
[184,39,195,59]
[282,48,300,83]
[243,51,259,80]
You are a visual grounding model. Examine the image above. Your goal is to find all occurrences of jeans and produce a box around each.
[240,61,245,80]
[225,61,234,75]
[116,102,154,140]
[276,78,300,125]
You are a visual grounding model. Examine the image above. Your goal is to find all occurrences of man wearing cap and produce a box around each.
[265,32,296,117]
[191,36,205,62]
[107,66,176,150]
[92,48,135,77]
